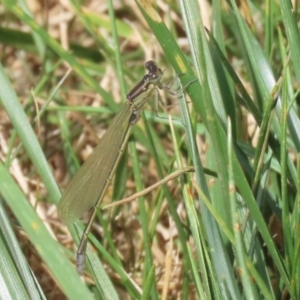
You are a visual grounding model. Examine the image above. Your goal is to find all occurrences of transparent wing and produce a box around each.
[58,103,132,224]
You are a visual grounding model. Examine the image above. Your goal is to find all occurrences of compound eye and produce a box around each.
[145,60,157,72]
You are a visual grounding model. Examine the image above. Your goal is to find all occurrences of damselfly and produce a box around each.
[58,60,193,274]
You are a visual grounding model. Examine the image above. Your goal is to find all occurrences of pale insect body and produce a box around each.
[58,61,190,274]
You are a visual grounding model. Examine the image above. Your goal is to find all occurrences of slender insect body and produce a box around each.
[58,60,193,274]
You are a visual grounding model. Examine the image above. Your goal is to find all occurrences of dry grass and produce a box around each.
[1,1,299,299]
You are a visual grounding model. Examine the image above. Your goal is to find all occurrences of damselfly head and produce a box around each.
[145,60,163,83]
[127,61,163,101]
